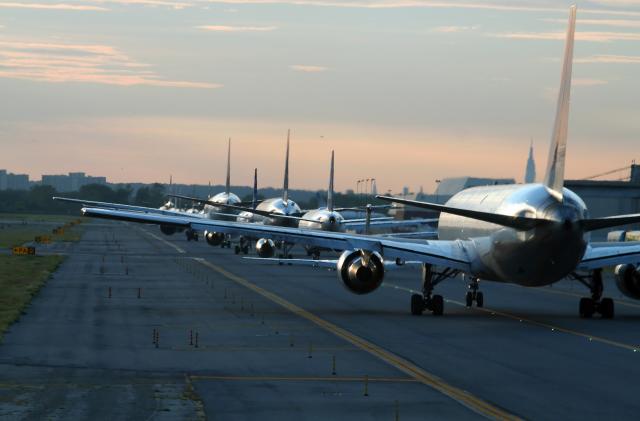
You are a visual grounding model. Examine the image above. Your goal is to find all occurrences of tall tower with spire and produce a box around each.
[524,139,536,184]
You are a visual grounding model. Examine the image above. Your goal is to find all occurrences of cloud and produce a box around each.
[0,40,220,88]
[575,54,640,63]
[196,25,278,32]
[191,1,640,17]
[290,64,328,72]
[490,31,640,42]
[573,78,609,86]
[431,25,479,33]
[0,2,107,10]
[86,0,193,8]
[543,18,640,28]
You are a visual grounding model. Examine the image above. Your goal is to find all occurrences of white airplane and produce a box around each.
[174,149,436,258]
[71,6,640,318]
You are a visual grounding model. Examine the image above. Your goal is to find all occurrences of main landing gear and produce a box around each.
[278,242,294,259]
[411,265,458,316]
[572,269,614,319]
[234,237,250,255]
[185,229,199,242]
[465,276,483,308]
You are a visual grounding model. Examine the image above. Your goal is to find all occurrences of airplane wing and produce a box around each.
[577,242,640,270]
[377,230,439,240]
[81,206,472,271]
[344,218,438,232]
[243,257,423,271]
[53,197,206,219]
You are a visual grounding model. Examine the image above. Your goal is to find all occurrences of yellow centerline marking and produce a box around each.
[385,283,640,353]
[189,375,418,383]
[139,227,186,254]
[195,258,519,421]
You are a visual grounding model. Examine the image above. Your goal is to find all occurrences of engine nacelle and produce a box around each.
[614,264,640,299]
[256,238,276,258]
[337,250,384,295]
[160,225,177,236]
[205,231,225,246]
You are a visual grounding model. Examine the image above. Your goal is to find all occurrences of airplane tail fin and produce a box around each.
[225,138,231,195]
[252,168,258,210]
[283,129,290,204]
[543,5,576,200]
[327,150,335,212]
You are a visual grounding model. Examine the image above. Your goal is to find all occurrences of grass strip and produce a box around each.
[0,255,66,342]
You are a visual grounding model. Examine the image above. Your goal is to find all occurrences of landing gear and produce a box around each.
[410,265,456,316]
[278,242,294,259]
[185,229,198,242]
[234,244,250,255]
[465,276,483,308]
[573,269,614,319]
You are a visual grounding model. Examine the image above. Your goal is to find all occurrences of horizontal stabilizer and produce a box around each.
[581,214,640,232]
[376,195,547,231]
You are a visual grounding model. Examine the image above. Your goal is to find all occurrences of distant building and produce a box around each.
[41,172,107,192]
[524,140,536,183]
[566,164,640,240]
[0,169,30,190]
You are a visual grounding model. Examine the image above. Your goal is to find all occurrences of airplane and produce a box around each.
[68,6,640,318]
[173,149,437,258]
[199,138,246,248]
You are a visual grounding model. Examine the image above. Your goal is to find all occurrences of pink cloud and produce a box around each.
[0,39,221,88]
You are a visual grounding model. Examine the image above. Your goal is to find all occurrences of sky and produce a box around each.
[1,0,639,193]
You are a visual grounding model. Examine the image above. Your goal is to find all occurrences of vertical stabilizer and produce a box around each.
[252,168,258,210]
[225,138,231,195]
[543,5,576,200]
[283,129,290,203]
[327,150,335,212]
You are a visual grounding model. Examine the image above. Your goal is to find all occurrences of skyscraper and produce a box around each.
[524,140,536,184]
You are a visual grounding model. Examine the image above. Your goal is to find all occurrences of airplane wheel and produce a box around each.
[579,298,595,318]
[411,294,424,315]
[465,291,473,307]
[600,298,614,319]
[476,292,484,308]
[432,295,444,316]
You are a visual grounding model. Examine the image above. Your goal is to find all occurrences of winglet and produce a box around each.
[543,5,577,200]
[327,150,335,212]
[283,129,290,204]
[225,138,231,195]
[252,168,258,210]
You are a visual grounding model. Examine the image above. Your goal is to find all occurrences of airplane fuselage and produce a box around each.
[298,209,346,233]
[237,198,302,228]
[438,183,589,286]
[204,192,242,221]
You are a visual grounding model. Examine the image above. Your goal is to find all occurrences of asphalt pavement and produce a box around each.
[1,220,639,420]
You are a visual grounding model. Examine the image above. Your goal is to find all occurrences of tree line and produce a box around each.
[0,183,387,215]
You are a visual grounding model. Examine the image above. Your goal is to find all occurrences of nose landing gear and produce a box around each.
[572,269,614,319]
[465,276,483,308]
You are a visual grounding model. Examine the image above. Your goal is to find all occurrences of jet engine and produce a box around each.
[205,231,225,246]
[255,238,276,258]
[160,225,177,236]
[337,250,384,295]
[614,264,640,299]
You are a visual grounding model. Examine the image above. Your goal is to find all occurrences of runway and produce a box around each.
[1,221,639,420]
